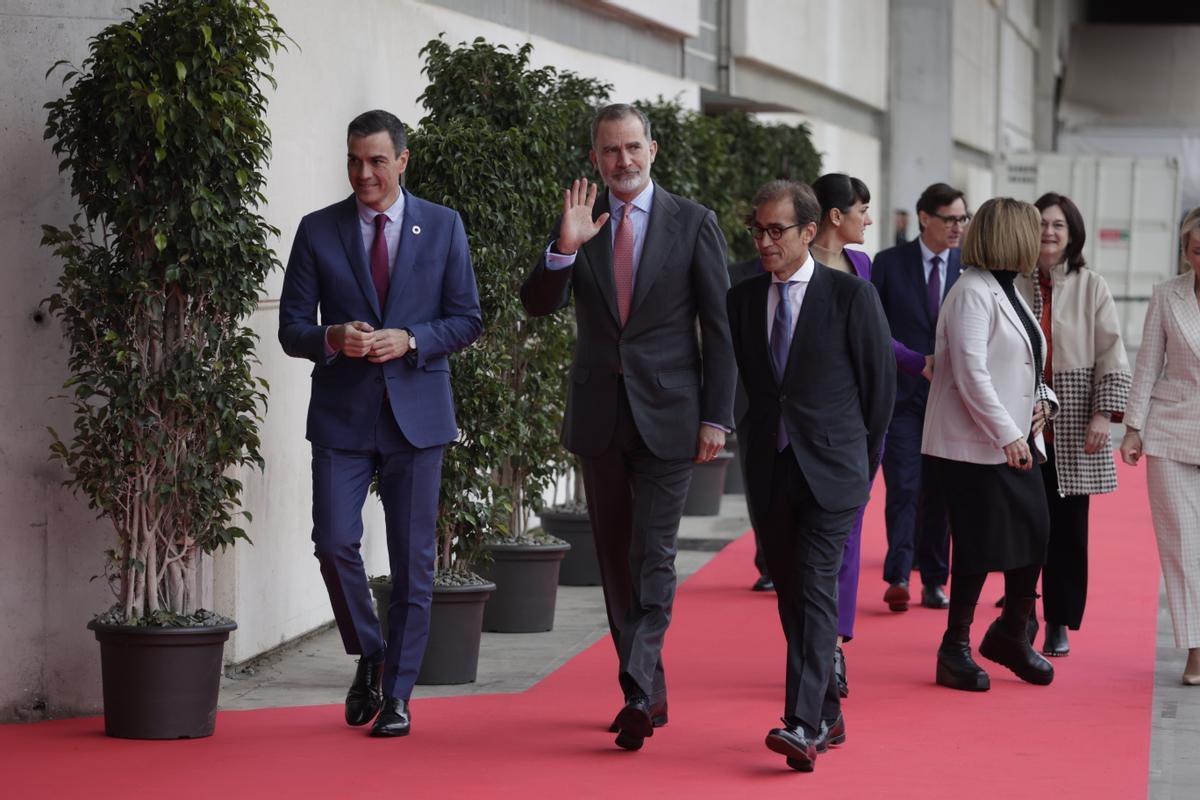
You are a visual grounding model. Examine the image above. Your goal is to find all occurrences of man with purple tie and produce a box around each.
[870,182,967,613]
[279,110,482,738]
[728,181,894,771]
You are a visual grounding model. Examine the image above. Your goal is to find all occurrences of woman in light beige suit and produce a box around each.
[922,198,1059,692]
[1121,207,1200,685]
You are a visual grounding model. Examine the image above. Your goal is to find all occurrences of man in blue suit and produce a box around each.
[279,110,482,738]
[869,183,967,613]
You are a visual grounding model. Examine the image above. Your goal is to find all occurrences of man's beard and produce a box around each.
[606,169,644,194]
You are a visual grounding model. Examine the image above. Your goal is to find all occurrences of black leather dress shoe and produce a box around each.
[814,714,846,753]
[613,695,658,750]
[1042,623,1070,656]
[921,584,949,609]
[833,645,849,699]
[369,696,411,737]
[752,575,775,592]
[884,580,910,612]
[765,721,817,772]
[345,656,384,726]
[608,704,667,733]
[978,600,1054,686]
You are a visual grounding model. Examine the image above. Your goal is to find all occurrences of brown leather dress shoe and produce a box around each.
[884,580,910,612]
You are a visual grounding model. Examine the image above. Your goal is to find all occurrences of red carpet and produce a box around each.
[3,458,1159,798]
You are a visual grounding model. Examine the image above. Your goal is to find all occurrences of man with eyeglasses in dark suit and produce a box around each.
[870,182,969,614]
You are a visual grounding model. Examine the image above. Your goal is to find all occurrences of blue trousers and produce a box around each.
[881,408,950,587]
[311,402,443,701]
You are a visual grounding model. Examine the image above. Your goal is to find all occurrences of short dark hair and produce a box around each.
[590,104,652,149]
[347,109,408,155]
[1034,192,1088,273]
[750,180,821,228]
[916,182,965,229]
[812,173,871,225]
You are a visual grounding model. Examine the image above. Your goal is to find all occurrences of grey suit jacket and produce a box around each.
[521,183,735,461]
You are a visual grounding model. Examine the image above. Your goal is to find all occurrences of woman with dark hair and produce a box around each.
[1016,192,1130,657]
[922,197,1058,692]
[809,172,876,698]
[806,172,873,695]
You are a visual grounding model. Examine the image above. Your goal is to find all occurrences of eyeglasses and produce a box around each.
[746,223,801,241]
[932,213,972,227]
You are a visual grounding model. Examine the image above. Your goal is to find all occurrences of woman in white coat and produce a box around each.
[1120,206,1200,685]
[922,197,1059,692]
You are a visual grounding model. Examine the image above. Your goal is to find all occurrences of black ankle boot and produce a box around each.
[979,596,1054,685]
[936,603,990,692]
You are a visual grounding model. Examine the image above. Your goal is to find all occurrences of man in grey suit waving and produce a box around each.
[522,104,735,751]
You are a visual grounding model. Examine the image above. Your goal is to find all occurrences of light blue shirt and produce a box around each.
[356,191,405,276]
[545,181,654,273]
[766,254,815,342]
[918,237,949,299]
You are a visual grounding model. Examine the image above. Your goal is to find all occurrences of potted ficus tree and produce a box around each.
[41,0,287,738]
[394,37,610,647]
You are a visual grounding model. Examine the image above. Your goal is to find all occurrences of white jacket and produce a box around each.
[922,267,1058,465]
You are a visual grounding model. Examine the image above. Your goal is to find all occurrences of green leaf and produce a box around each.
[175,60,187,81]
[153,232,167,251]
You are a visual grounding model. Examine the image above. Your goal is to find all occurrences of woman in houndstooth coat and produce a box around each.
[1121,206,1200,685]
[1016,193,1131,658]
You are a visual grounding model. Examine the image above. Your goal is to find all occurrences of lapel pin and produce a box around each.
[411,225,421,236]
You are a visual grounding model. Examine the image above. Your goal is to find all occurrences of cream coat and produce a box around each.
[1017,264,1131,495]
[922,267,1058,465]
[1126,272,1200,464]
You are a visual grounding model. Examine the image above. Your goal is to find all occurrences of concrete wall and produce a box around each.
[0,0,1052,720]
[0,0,704,719]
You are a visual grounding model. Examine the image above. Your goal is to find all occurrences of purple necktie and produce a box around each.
[770,281,794,451]
[371,213,390,308]
[927,255,942,320]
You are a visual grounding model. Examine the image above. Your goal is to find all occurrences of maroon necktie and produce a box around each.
[927,254,942,320]
[371,213,390,307]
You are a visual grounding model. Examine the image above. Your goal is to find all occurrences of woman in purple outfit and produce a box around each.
[809,172,884,698]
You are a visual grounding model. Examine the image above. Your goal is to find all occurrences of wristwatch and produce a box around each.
[1097,409,1113,420]
[404,328,416,352]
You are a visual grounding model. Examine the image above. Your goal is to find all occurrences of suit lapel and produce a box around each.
[629,185,680,321]
[336,196,382,321]
[905,242,937,329]
[581,192,617,325]
[747,274,775,386]
[1167,274,1200,363]
[382,190,421,323]
[981,269,1035,362]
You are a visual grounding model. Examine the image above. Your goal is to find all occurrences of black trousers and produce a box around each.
[1040,441,1091,629]
[755,447,854,734]
[580,379,693,707]
[882,409,950,587]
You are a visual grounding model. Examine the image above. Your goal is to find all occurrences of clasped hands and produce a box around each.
[1003,400,1051,470]
[331,321,410,363]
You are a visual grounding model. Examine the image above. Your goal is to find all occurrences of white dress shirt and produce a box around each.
[766,254,816,343]
[918,237,949,300]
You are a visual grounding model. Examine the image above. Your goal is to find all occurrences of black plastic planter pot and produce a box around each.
[418,581,495,685]
[723,435,745,494]
[479,541,571,633]
[541,509,602,586]
[682,450,734,516]
[87,618,236,739]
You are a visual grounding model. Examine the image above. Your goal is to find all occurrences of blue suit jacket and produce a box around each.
[278,191,482,450]
[869,239,960,415]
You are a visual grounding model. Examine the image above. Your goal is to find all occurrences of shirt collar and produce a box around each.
[918,237,950,266]
[771,254,816,284]
[356,190,405,227]
[610,181,654,220]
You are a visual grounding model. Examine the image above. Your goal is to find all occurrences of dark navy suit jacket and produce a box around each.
[278,190,482,450]
[869,239,960,415]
